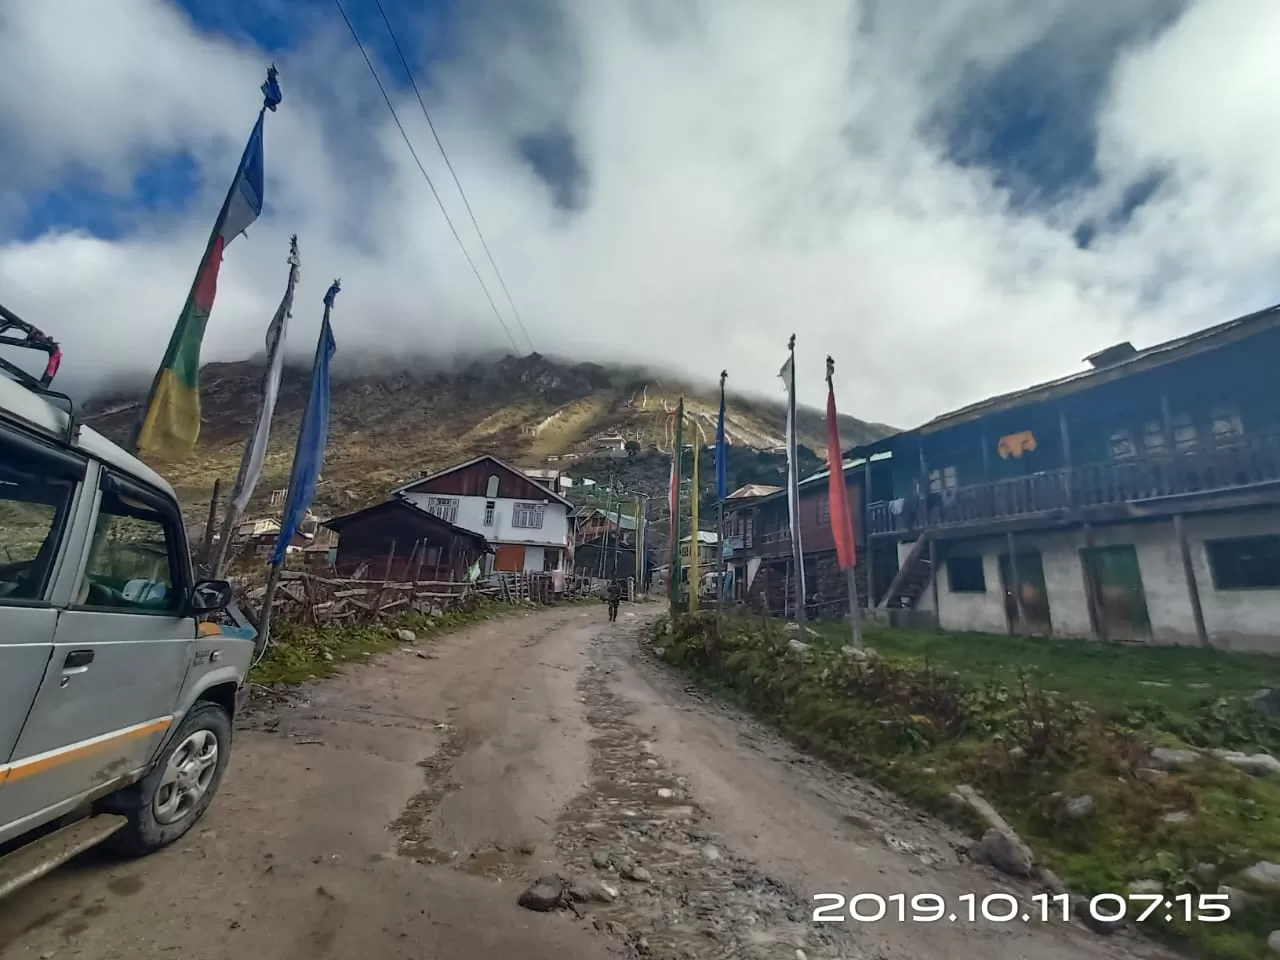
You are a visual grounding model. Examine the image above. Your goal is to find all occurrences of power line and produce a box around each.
[333,0,521,355]
[371,0,535,355]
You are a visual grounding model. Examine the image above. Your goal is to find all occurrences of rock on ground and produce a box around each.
[1127,879,1163,895]
[569,879,618,904]
[1213,750,1280,776]
[397,628,416,643]
[968,828,1034,878]
[1241,861,1280,890]
[1065,795,1095,819]
[518,874,566,912]
[1149,747,1200,769]
[1250,688,1280,716]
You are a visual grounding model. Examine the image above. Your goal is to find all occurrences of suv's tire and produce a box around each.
[103,701,232,857]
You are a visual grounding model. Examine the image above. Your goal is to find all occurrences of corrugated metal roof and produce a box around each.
[846,302,1280,456]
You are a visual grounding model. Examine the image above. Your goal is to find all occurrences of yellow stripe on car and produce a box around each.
[0,717,173,786]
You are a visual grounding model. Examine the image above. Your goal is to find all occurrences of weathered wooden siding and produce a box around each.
[405,457,560,503]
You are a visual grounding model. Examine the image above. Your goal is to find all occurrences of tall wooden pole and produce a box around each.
[198,478,223,577]
[1006,529,1025,634]
[786,334,806,620]
[1174,513,1209,646]
[716,371,728,624]
[690,427,701,612]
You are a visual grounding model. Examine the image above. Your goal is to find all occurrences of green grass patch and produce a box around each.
[657,613,1280,960]
[806,622,1280,755]
[249,600,521,685]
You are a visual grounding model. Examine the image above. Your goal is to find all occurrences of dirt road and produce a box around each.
[0,605,1178,960]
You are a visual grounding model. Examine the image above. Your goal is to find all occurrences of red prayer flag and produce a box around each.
[825,378,857,570]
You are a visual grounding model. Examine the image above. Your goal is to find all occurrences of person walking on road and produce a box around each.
[606,580,621,622]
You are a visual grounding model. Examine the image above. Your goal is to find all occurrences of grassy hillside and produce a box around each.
[83,352,893,522]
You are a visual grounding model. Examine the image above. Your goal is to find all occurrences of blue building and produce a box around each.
[847,304,1280,651]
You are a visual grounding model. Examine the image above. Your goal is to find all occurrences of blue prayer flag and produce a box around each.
[272,281,339,566]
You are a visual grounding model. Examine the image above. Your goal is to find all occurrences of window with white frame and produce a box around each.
[928,466,958,493]
[484,501,495,526]
[511,502,544,529]
[426,497,459,523]
[1110,428,1136,460]
[1141,421,1167,455]
[1172,414,1198,452]
[1212,406,1244,443]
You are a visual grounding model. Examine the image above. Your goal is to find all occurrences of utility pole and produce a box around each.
[716,371,727,624]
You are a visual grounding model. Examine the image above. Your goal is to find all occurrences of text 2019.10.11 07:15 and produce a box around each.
[812,892,1232,924]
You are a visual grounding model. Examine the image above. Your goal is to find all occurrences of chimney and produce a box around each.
[1083,341,1138,369]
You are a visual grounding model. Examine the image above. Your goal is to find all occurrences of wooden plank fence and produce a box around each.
[236,570,602,627]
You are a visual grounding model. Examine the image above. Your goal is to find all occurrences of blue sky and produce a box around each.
[2,0,1279,424]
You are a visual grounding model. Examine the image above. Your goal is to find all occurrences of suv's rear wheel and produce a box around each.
[103,701,232,857]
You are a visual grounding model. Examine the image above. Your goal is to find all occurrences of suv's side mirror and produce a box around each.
[189,579,233,614]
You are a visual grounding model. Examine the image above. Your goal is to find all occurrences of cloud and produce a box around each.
[0,0,1275,428]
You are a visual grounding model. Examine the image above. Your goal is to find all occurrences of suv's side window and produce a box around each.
[80,487,180,613]
[0,433,79,603]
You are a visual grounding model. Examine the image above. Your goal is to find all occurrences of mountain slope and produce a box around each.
[83,352,894,521]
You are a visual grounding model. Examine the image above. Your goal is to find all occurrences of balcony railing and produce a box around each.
[867,430,1280,536]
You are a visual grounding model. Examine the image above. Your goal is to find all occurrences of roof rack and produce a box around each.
[0,300,77,440]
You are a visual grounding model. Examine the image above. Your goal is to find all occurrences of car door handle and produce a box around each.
[63,649,95,670]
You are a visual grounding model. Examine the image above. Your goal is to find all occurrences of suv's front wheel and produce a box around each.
[104,701,232,857]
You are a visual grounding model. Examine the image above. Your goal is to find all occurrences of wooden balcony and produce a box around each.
[867,430,1280,537]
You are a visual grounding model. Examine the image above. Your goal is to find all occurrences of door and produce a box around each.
[998,550,1052,635]
[1082,544,1151,641]
[2,469,195,833]
[0,426,85,789]
[494,544,524,572]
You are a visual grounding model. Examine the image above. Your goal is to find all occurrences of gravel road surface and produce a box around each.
[0,604,1179,960]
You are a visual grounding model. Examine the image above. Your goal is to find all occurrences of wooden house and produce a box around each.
[393,455,572,574]
[323,498,489,581]
[848,303,1280,651]
[723,467,866,616]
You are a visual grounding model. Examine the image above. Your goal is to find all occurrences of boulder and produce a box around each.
[1241,861,1280,890]
[569,878,618,903]
[1074,896,1121,935]
[1269,930,1280,954]
[1149,747,1200,769]
[1193,863,1217,883]
[788,638,811,654]
[396,628,416,643]
[620,862,652,883]
[1065,795,1095,820]
[517,874,566,912]
[1219,885,1260,911]
[1250,688,1280,717]
[1127,879,1163,895]
[1225,753,1280,777]
[969,828,1034,878]
[591,850,613,870]
[1161,811,1192,825]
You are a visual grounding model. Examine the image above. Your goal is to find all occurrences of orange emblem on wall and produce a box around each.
[997,431,1037,459]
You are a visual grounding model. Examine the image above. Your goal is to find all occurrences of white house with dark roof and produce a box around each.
[392,455,572,574]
